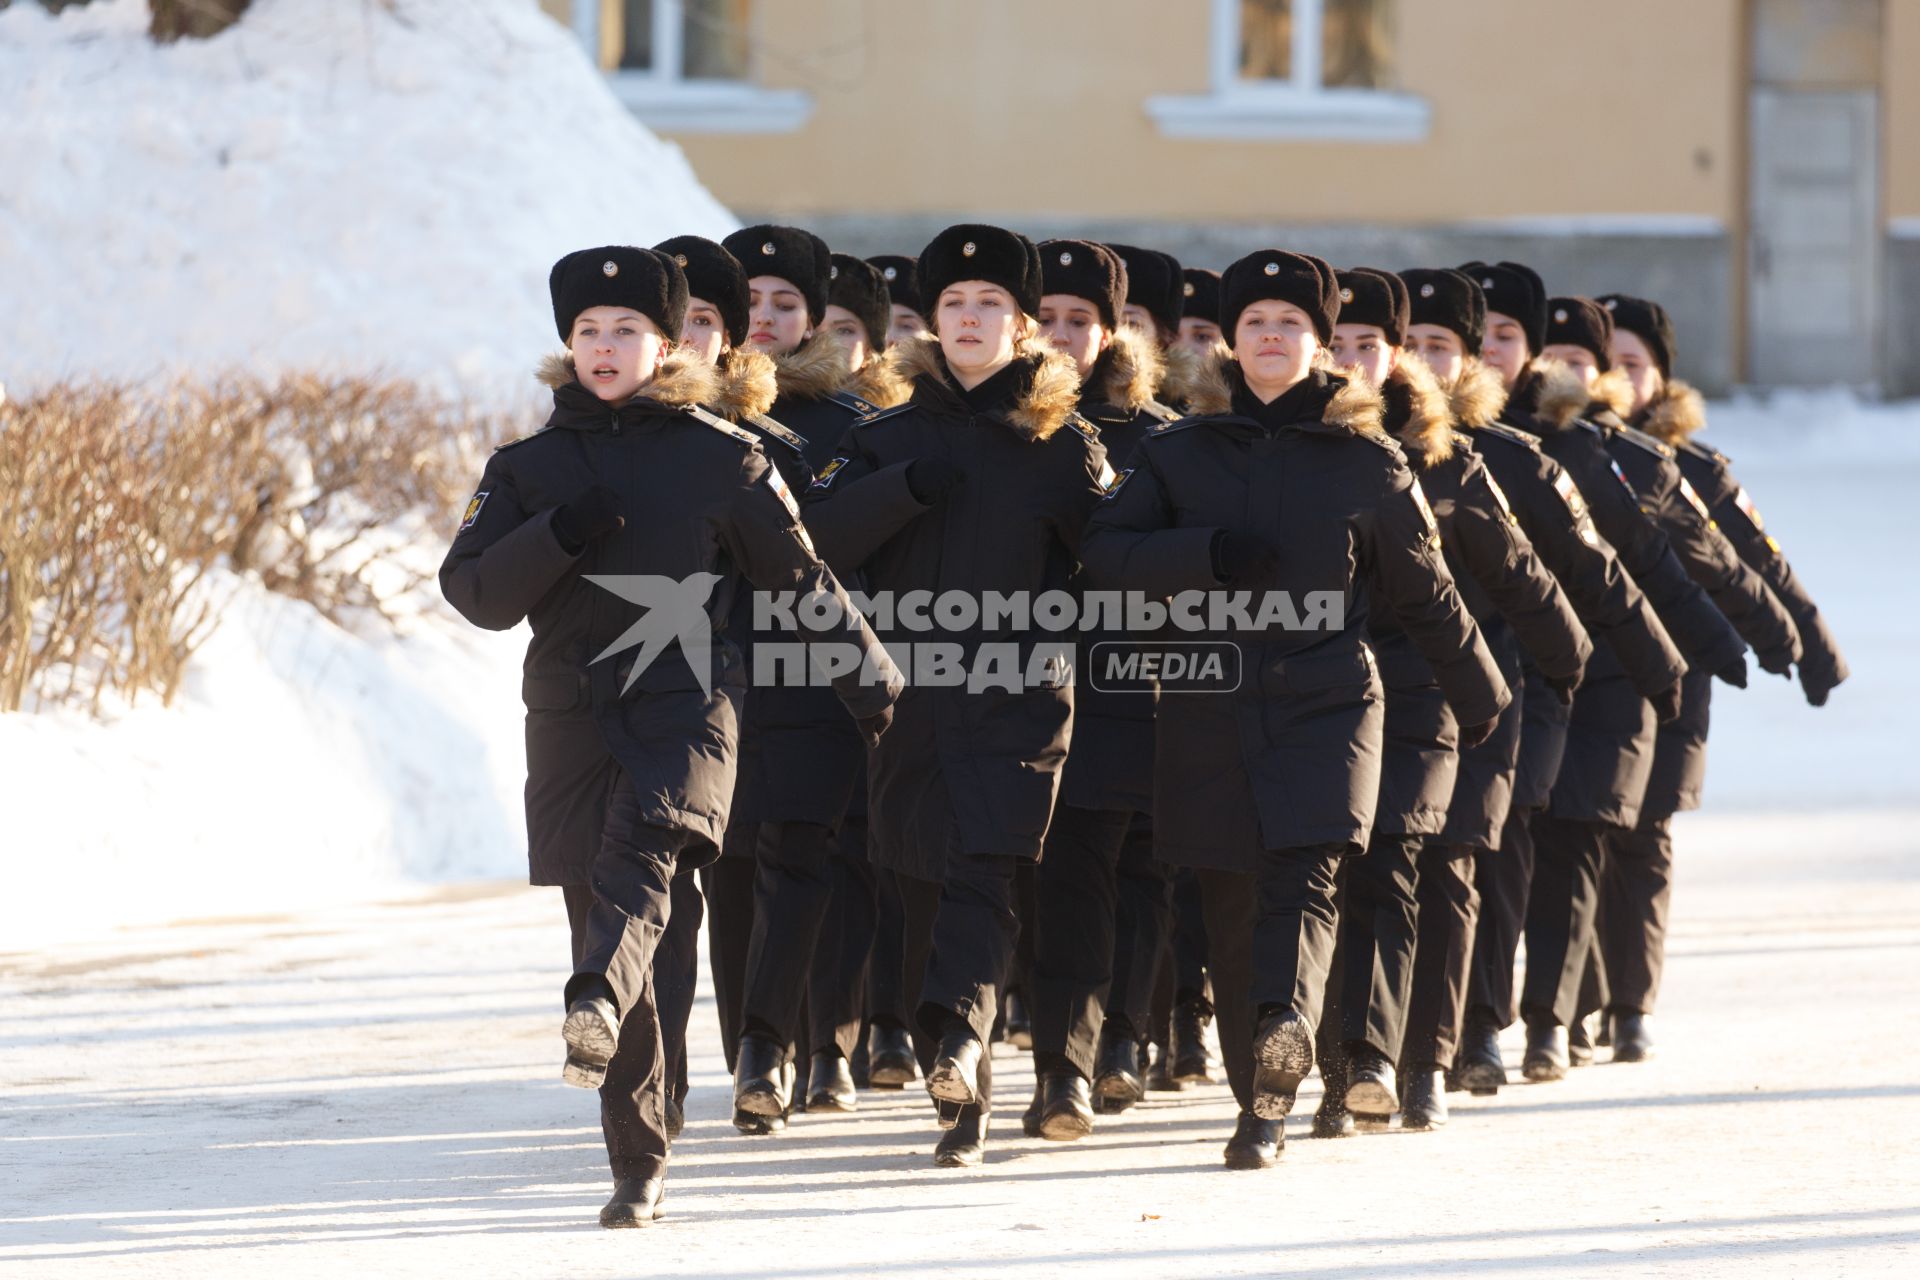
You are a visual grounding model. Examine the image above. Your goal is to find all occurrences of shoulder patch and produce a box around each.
[458,490,490,530]
[1476,421,1544,452]
[1730,485,1766,534]
[1480,472,1517,525]
[1675,474,1713,522]
[1100,467,1134,499]
[1609,458,1637,499]
[809,456,850,492]
[1614,424,1676,459]
[1067,413,1101,444]
[742,411,810,458]
[682,403,762,447]
[827,390,882,418]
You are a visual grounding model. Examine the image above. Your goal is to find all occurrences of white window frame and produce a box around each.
[572,0,812,135]
[1145,0,1429,142]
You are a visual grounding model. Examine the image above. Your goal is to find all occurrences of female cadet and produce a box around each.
[439,246,898,1226]
[869,253,931,346]
[804,224,1111,1166]
[1081,250,1509,1170]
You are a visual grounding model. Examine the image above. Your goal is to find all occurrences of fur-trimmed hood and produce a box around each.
[1380,355,1455,467]
[890,334,1084,442]
[1182,351,1387,438]
[535,347,716,409]
[1529,358,1633,432]
[1082,324,1166,414]
[766,329,912,411]
[1638,378,1707,445]
[713,347,778,419]
[1447,356,1508,430]
[1158,341,1218,410]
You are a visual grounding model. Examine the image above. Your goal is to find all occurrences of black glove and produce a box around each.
[1211,529,1279,585]
[1546,669,1582,706]
[552,485,624,554]
[1757,644,1796,677]
[906,457,963,505]
[1651,679,1684,724]
[1799,664,1838,708]
[1458,717,1497,751]
[1715,655,1749,690]
[856,705,894,748]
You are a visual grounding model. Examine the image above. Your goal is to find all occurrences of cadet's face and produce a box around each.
[1610,328,1662,417]
[569,306,666,402]
[1122,302,1157,336]
[747,276,811,355]
[822,303,873,369]
[888,304,930,347]
[1233,299,1318,400]
[1329,323,1396,387]
[679,298,729,366]
[934,281,1022,390]
[1543,343,1601,388]
[1482,312,1530,387]
[1405,324,1467,386]
[1037,294,1111,379]
[1177,316,1224,357]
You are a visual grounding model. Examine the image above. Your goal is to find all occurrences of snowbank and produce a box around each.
[0,0,736,398]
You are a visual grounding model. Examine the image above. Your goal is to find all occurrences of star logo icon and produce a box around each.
[584,573,725,696]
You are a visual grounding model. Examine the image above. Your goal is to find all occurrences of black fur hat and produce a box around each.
[1181,268,1222,326]
[1401,267,1486,352]
[549,245,687,343]
[1459,260,1547,356]
[827,253,892,350]
[917,223,1044,317]
[653,235,748,346]
[868,254,921,315]
[1335,267,1409,347]
[1108,244,1184,336]
[1220,250,1340,343]
[721,224,833,324]
[1545,296,1615,372]
[1039,239,1127,330]
[1597,293,1675,378]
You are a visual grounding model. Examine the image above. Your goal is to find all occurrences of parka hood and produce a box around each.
[892,334,1085,442]
[535,347,717,410]
[1638,378,1708,445]
[1183,351,1387,438]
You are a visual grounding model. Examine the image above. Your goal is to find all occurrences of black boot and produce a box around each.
[1092,1028,1145,1114]
[1312,1061,1354,1139]
[561,993,619,1090]
[1171,995,1214,1084]
[1345,1048,1398,1130]
[599,1177,663,1228]
[1400,1065,1448,1130]
[1145,1041,1188,1092]
[665,1095,684,1140]
[1223,1111,1284,1170]
[926,1028,984,1107]
[731,1106,785,1135]
[805,1050,857,1112]
[1003,991,1033,1051]
[867,1021,917,1088]
[1037,1071,1095,1142]
[1251,1009,1314,1121]
[1611,1011,1656,1063]
[1020,1079,1045,1138]
[1452,1011,1506,1095]
[1521,1021,1569,1082]
[1568,1012,1597,1067]
[933,1105,988,1167]
[732,1033,789,1119]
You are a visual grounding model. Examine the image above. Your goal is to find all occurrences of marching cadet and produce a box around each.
[1312,268,1590,1136]
[439,246,899,1227]
[714,226,911,1126]
[804,223,1110,1166]
[1021,240,1178,1138]
[1176,267,1226,359]
[1081,250,1509,1170]
[870,253,932,345]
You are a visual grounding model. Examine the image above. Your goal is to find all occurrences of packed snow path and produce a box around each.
[3,812,1916,1278]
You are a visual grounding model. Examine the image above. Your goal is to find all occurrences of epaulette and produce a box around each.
[1577,419,1607,439]
[1474,421,1544,452]
[827,390,885,417]
[741,411,810,458]
[1147,413,1214,437]
[852,403,914,428]
[681,403,762,447]
[1141,399,1181,424]
[492,426,552,453]
[1066,412,1100,444]
[1449,430,1475,452]
[1612,424,1676,459]
[1676,436,1731,467]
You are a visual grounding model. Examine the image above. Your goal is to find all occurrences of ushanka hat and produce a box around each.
[721,224,833,324]
[1544,296,1615,371]
[1400,267,1486,352]
[1108,244,1184,335]
[1597,293,1676,378]
[916,223,1044,316]
[549,246,687,342]
[1459,259,1548,355]
[1334,267,1410,347]
[1181,267,1222,326]
[1219,250,1340,342]
[1039,239,1128,330]
[827,253,892,348]
[868,254,921,315]
[653,235,748,346]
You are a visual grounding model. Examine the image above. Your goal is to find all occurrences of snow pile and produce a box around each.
[0,0,736,398]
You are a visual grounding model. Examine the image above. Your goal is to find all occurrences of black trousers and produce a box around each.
[654,871,705,1105]
[562,782,690,1182]
[895,869,999,1111]
[916,839,1024,1055]
[1466,803,1538,1030]
[1031,804,1136,1080]
[1400,842,1479,1073]
[1194,843,1344,1114]
[740,820,840,1059]
[1148,867,1212,1047]
[1319,832,1423,1065]
[1574,810,1677,1022]
[808,816,877,1060]
[1107,820,1173,1043]
[1008,862,1037,1003]
[698,842,756,1076]
[1522,813,1625,1028]
[867,864,910,1028]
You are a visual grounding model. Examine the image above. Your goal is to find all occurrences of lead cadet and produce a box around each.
[1081,250,1509,1170]
[439,246,899,1227]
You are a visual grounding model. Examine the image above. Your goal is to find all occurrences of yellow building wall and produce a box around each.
[624,0,1742,225]
[1887,0,1920,220]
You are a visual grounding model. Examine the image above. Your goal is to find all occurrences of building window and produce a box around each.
[573,0,812,134]
[1146,0,1428,142]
